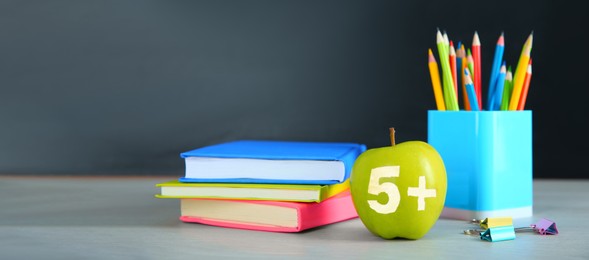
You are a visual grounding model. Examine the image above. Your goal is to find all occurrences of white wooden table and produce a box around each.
[1,176,586,259]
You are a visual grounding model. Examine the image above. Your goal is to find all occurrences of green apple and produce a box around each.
[350,128,447,240]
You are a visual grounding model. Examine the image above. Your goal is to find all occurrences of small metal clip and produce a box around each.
[463,229,484,235]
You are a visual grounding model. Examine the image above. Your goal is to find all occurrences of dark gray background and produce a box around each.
[1,1,587,178]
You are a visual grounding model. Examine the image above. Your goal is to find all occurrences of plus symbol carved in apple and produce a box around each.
[408,176,437,211]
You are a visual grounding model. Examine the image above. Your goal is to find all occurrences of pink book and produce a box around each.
[179,191,357,232]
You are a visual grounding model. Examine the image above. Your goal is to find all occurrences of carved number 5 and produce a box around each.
[367,166,401,214]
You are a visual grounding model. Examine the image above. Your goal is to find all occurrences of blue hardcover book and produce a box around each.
[179,140,366,185]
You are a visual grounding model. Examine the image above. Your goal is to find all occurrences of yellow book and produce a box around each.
[156,180,349,203]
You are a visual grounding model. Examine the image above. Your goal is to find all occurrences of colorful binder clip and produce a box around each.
[464,225,516,242]
[471,217,513,229]
[500,218,558,235]
[465,217,558,239]
[480,226,516,242]
[531,218,558,235]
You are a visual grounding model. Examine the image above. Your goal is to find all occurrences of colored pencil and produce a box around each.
[517,59,533,110]
[427,31,536,112]
[428,49,446,110]
[509,32,533,110]
[449,41,458,97]
[500,68,513,110]
[486,32,505,110]
[472,32,482,108]
[464,68,479,111]
[436,30,458,110]
[442,31,451,108]
[438,30,450,108]
[443,31,450,54]
[491,62,507,110]
[466,49,475,83]
[457,43,470,110]
[456,42,463,85]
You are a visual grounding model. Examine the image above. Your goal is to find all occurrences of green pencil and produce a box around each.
[436,30,458,110]
[443,31,450,56]
[500,68,513,110]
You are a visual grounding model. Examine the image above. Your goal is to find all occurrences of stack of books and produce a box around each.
[156,140,366,232]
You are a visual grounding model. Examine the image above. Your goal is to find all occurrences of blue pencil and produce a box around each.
[486,33,505,110]
[491,62,507,110]
[464,68,480,111]
[456,41,464,105]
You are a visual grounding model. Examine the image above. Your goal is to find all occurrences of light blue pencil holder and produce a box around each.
[428,110,533,220]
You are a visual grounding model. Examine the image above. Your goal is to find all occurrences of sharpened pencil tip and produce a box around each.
[443,31,449,44]
[473,32,480,45]
[497,33,505,45]
[428,49,436,63]
[436,30,444,42]
[506,70,513,80]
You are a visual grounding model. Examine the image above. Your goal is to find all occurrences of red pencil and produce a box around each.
[449,41,458,98]
[517,59,533,110]
[472,32,482,108]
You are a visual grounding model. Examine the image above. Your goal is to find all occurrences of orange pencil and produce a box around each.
[517,59,533,110]
[449,41,458,97]
[457,44,470,110]
[428,49,446,110]
[472,32,482,108]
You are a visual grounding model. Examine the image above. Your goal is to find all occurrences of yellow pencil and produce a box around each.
[428,49,446,110]
[509,32,533,110]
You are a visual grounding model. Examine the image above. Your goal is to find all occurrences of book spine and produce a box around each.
[338,145,367,181]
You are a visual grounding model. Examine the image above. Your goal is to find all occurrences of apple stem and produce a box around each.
[389,127,396,147]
